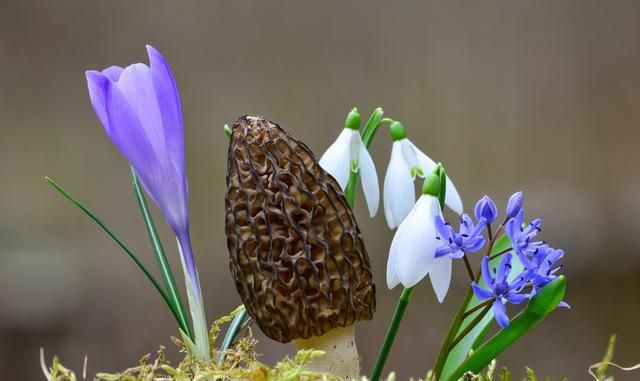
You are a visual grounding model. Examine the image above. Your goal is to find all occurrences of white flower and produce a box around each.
[387,193,452,303]
[383,131,463,229]
[319,117,379,218]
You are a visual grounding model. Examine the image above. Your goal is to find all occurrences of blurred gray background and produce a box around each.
[1,1,639,380]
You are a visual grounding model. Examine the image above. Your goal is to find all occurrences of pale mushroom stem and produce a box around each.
[293,325,360,380]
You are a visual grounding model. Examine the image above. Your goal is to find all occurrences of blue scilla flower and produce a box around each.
[474,195,498,224]
[434,214,486,259]
[505,209,546,258]
[472,253,529,328]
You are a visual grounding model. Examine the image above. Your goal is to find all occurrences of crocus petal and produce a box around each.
[391,196,440,288]
[86,70,111,131]
[102,66,124,81]
[114,63,166,155]
[471,282,494,300]
[429,256,452,303]
[358,136,380,217]
[147,45,184,173]
[409,141,463,215]
[492,300,510,328]
[384,141,415,228]
[319,128,352,189]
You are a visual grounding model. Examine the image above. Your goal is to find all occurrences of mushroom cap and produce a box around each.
[224,116,376,343]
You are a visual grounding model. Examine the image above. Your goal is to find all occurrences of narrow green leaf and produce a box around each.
[444,276,567,381]
[362,107,384,148]
[440,235,516,379]
[130,167,192,339]
[45,177,183,331]
[216,306,248,364]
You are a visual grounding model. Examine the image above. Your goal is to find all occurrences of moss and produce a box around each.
[41,310,614,381]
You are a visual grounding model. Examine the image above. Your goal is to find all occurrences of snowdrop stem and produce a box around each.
[344,170,359,208]
[370,287,415,381]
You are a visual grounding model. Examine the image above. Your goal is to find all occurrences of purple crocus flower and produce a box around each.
[474,195,498,224]
[472,254,529,328]
[434,214,486,259]
[85,45,210,360]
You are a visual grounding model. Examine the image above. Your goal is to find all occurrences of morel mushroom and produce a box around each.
[225,116,376,379]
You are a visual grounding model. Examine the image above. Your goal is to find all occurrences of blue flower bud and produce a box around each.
[474,195,497,224]
[506,191,524,218]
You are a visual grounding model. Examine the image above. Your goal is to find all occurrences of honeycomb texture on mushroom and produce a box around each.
[225,116,376,343]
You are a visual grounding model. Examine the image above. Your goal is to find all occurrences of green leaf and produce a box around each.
[441,235,517,379]
[362,107,384,148]
[444,276,567,381]
[130,167,192,339]
[45,177,182,332]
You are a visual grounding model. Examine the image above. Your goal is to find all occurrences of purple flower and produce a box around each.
[85,45,210,360]
[474,195,498,224]
[506,191,523,218]
[435,214,486,259]
[505,209,546,259]
[472,254,529,328]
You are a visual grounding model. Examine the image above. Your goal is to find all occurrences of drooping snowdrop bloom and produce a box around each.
[319,108,379,217]
[85,45,210,361]
[383,121,463,229]
[387,169,452,302]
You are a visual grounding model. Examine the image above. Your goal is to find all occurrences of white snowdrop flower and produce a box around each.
[319,108,379,217]
[383,121,463,229]
[386,169,453,302]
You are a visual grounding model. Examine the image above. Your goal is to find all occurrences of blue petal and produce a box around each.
[481,256,493,286]
[435,215,452,241]
[492,300,510,328]
[505,293,527,305]
[471,282,493,300]
[496,253,513,282]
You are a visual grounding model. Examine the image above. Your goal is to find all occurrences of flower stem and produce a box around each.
[370,287,415,381]
[489,247,513,260]
[462,299,493,318]
[448,303,492,350]
[462,254,475,281]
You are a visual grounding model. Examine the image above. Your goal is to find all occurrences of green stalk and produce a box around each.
[130,167,192,339]
[370,287,414,381]
[45,177,184,329]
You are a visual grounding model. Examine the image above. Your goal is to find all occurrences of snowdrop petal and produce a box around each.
[390,196,440,288]
[386,234,401,289]
[319,128,352,189]
[429,256,452,303]
[409,141,464,215]
[358,137,380,217]
[384,142,415,228]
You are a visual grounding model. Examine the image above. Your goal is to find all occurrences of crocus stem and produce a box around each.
[448,303,492,350]
[176,236,211,362]
[370,287,415,381]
